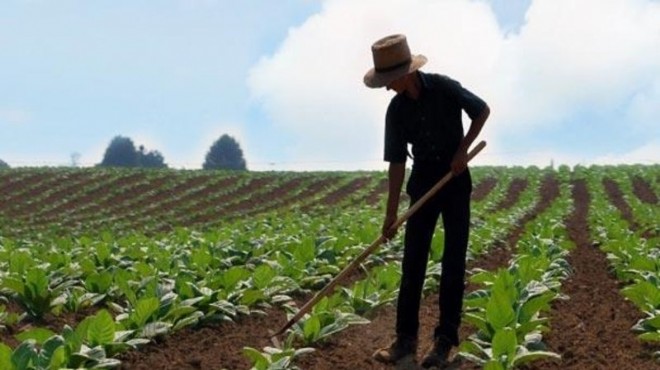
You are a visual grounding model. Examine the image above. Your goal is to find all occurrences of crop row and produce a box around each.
[0,165,657,369]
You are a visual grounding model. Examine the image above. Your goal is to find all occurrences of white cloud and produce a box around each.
[248,0,660,170]
[248,0,499,170]
[496,0,660,131]
[591,140,660,165]
[625,78,660,132]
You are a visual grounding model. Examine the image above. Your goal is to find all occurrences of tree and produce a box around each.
[99,136,138,167]
[203,134,247,170]
[0,159,9,169]
[137,145,167,168]
[99,136,168,168]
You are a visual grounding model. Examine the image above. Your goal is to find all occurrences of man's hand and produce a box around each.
[382,213,398,240]
[450,150,468,175]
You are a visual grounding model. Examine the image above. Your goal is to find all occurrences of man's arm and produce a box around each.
[383,161,406,239]
[451,104,490,174]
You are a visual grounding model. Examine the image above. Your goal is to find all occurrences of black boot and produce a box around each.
[372,336,418,364]
[420,336,452,369]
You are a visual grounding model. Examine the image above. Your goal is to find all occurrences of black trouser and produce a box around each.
[395,164,471,346]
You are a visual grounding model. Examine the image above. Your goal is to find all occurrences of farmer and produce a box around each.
[364,34,489,368]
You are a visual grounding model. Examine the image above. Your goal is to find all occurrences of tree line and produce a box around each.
[0,134,248,170]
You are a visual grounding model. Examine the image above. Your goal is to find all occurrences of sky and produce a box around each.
[1,0,659,171]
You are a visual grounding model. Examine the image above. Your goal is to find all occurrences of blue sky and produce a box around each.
[1,0,658,170]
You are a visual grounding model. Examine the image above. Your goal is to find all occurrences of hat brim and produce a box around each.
[363,54,427,88]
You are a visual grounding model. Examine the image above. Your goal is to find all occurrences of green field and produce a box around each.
[0,165,658,369]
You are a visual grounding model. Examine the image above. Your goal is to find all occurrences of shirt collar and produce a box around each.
[417,71,430,91]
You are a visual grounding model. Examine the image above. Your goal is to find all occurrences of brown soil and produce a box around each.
[123,174,229,229]
[181,176,279,226]
[0,172,55,211]
[33,172,148,223]
[471,177,497,203]
[631,176,658,205]
[117,174,542,370]
[365,177,388,206]
[533,179,659,369]
[602,177,657,238]
[4,170,660,370]
[8,172,110,219]
[117,307,289,370]
[489,178,528,212]
[602,178,639,230]
[302,177,372,211]
[0,171,87,216]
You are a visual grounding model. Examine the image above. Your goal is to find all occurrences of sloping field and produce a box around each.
[0,165,658,370]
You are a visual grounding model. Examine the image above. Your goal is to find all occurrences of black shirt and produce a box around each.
[384,71,487,164]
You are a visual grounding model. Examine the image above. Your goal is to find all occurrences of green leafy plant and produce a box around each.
[1,269,76,320]
[288,296,369,345]
[243,333,314,370]
[460,268,562,368]
[340,264,400,315]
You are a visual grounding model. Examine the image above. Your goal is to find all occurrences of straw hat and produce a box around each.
[364,34,427,88]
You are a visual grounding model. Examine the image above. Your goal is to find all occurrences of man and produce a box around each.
[363,34,489,368]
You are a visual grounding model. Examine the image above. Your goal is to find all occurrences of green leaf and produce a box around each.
[88,310,116,346]
[26,269,49,297]
[469,269,497,285]
[463,313,490,335]
[222,267,250,291]
[11,341,36,370]
[622,281,660,311]
[458,340,488,358]
[639,332,660,342]
[646,315,660,329]
[242,347,268,370]
[173,311,204,331]
[491,328,517,363]
[484,359,505,370]
[140,321,172,338]
[519,292,554,324]
[85,272,114,293]
[253,265,276,290]
[293,238,316,264]
[0,344,14,370]
[512,349,561,366]
[485,270,517,332]
[63,325,84,355]
[94,242,112,265]
[2,277,25,296]
[517,318,549,339]
[486,289,515,331]
[15,328,57,345]
[240,289,266,306]
[303,316,321,343]
[35,335,65,369]
[132,297,160,327]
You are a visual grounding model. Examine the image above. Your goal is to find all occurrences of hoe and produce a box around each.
[271,140,487,338]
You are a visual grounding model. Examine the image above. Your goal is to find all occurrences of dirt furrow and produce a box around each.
[111,174,570,370]
[630,176,658,205]
[533,179,658,369]
[116,176,533,370]
[297,175,559,369]
[470,177,497,203]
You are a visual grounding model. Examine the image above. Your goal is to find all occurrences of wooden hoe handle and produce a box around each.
[271,140,487,338]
